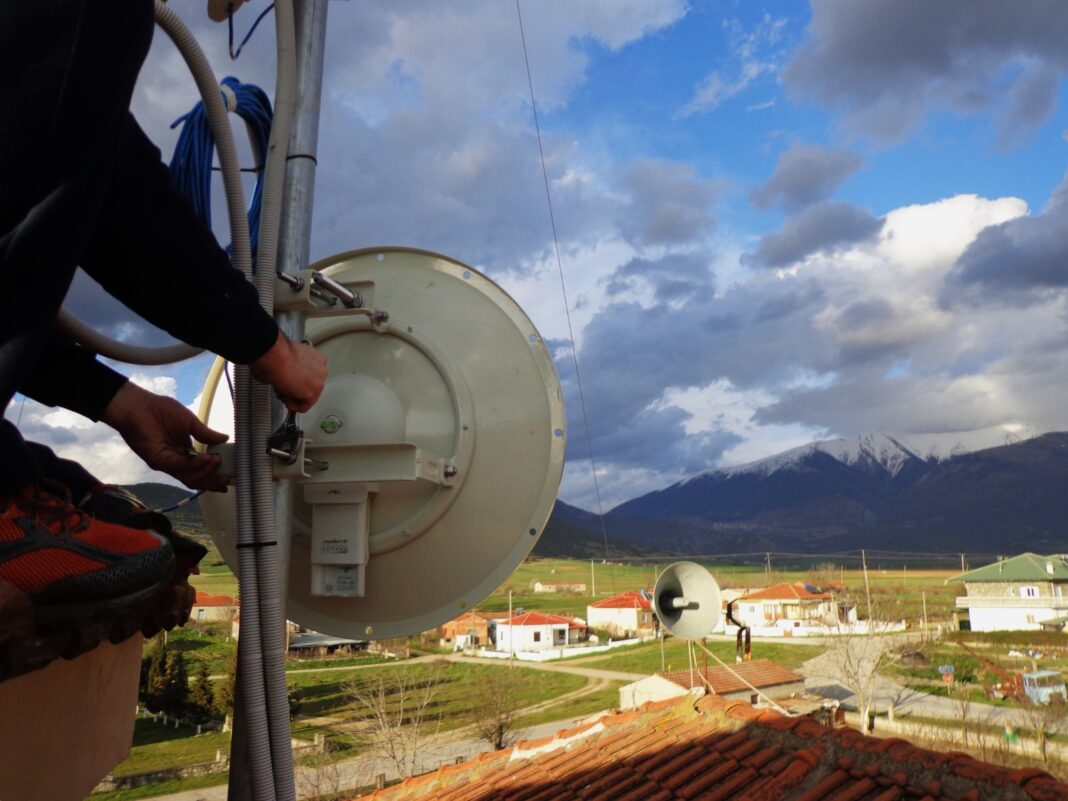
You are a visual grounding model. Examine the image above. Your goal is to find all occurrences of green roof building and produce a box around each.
[951,553,1068,632]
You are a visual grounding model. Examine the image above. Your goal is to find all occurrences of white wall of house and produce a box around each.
[190,604,237,623]
[732,599,837,629]
[587,606,654,634]
[497,623,568,652]
[968,606,1058,632]
[619,676,688,710]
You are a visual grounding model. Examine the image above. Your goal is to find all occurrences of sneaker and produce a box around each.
[0,481,175,626]
[79,485,208,569]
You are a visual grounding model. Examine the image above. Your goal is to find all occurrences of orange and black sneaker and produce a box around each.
[0,481,174,629]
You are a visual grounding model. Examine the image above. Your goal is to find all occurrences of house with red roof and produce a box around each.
[496,611,587,653]
[440,610,495,650]
[586,590,656,637]
[358,692,1067,801]
[619,659,807,710]
[190,590,239,623]
[733,582,854,632]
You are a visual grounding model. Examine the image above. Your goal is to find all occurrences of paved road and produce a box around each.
[445,654,645,683]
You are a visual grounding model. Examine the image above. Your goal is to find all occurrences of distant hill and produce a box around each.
[552,432,1068,555]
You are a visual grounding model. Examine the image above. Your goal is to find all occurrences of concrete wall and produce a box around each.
[969,606,1056,632]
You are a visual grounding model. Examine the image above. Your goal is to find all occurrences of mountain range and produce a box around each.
[127,431,1068,559]
[539,431,1068,557]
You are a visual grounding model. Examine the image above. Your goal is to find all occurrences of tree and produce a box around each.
[346,663,445,778]
[1019,697,1068,764]
[214,649,238,716]
[823,619,898,734]
[142,635,168,712]
[158,650,190,718]
[469,668,523,750]
[187,660,215,723]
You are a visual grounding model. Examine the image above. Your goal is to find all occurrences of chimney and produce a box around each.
[1047,560,1055,575]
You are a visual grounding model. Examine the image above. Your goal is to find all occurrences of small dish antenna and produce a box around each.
[653,561,722,640]
[199,247,565,639]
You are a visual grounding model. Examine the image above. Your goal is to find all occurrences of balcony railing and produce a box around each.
[956,596,1068,609]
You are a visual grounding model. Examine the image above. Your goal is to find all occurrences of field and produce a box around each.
[573,637,823,674]
[479,557,961,626]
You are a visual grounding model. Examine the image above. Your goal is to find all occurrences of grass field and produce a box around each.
[109,718,230,777]
[476,557,961,626]
[575,637,823,674]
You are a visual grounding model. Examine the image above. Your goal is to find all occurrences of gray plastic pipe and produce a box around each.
[55,2,254,365]
[247,0,298,796]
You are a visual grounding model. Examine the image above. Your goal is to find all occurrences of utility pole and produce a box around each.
[961,553,966,573]
[765,552,771,578]
[508,589,514,669]
[921,590,928,630]
[590,559,595,597]
[861,549,873,633]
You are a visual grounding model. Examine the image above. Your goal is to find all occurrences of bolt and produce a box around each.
[443,465,458,479]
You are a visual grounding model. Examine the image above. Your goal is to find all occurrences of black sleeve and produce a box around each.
[19,331,128,421]
[80,114,278,365]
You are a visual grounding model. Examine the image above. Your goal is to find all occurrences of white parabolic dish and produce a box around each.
[199,247,566,639]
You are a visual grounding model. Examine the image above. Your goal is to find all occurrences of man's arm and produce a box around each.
[80,114,278,365]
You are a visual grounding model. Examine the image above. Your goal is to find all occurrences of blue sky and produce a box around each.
[13,0,1068,510]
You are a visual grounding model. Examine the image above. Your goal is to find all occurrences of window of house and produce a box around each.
[197,609,205,620]
[533,632,541,642]
[1021,586,1039,598]
[1026,614,1036,624]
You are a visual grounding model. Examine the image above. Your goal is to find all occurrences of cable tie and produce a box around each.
[236,541,279,549]
[285,152,318,165]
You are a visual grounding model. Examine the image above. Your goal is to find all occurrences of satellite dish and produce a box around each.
[653,562,722,640]
[199,247,565,639]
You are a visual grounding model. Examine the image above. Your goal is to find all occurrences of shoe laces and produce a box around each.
[14,480,90,536]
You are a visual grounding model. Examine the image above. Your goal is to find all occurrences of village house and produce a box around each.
[731,582,849,631]
[953,553,1068,632]
[190,590,238,623]
[532,580,587,593]
[618,659,806,710]
[439,610,494,650]
[496,611,587,653]
[586,590,655,637]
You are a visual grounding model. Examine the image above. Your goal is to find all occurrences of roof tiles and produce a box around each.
[358,695,1067,801]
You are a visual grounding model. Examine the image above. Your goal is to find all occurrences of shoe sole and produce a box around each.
[0,563,201,684]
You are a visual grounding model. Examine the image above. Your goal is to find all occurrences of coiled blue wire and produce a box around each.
[169,76,273,263]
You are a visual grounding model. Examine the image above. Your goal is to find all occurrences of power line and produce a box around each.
[516,0,615,579]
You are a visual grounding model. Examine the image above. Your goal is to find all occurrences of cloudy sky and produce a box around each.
[12,0,1068,510]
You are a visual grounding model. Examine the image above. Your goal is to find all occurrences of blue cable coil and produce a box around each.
[169,76,273,263]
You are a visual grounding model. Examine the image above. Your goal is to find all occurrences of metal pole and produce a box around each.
[229,2,329,799]
[508,589,514,669]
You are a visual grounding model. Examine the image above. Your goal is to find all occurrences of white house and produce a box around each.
[496,612,586,653]
[732,583,847,630]
[190,590,238,623]
[953,553,1068,632]
[619,659,806,710]
[586,590,655,636]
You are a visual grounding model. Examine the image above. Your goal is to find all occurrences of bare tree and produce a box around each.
[824,618,898,734]
[469,668,524,750]
[297,744,344,801]
[1018,698,1067,764]
[948,680,974,747]
[346,663,445,778]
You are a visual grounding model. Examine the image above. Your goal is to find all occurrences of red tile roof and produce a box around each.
[743,582,832,602]
[356,694,1066,801]
[193,590,238,607]
[659,659,804,694]
[505,612,574,627]
[590,591,652,610]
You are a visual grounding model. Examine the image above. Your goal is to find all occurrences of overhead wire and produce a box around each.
[516,0,618,591]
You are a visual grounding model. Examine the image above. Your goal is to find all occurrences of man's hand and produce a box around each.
[102,382,229,491]
[249,331,327,412]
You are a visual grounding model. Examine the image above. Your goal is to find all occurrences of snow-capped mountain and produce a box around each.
[713,433,926,479]
[565,432,1068,556]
